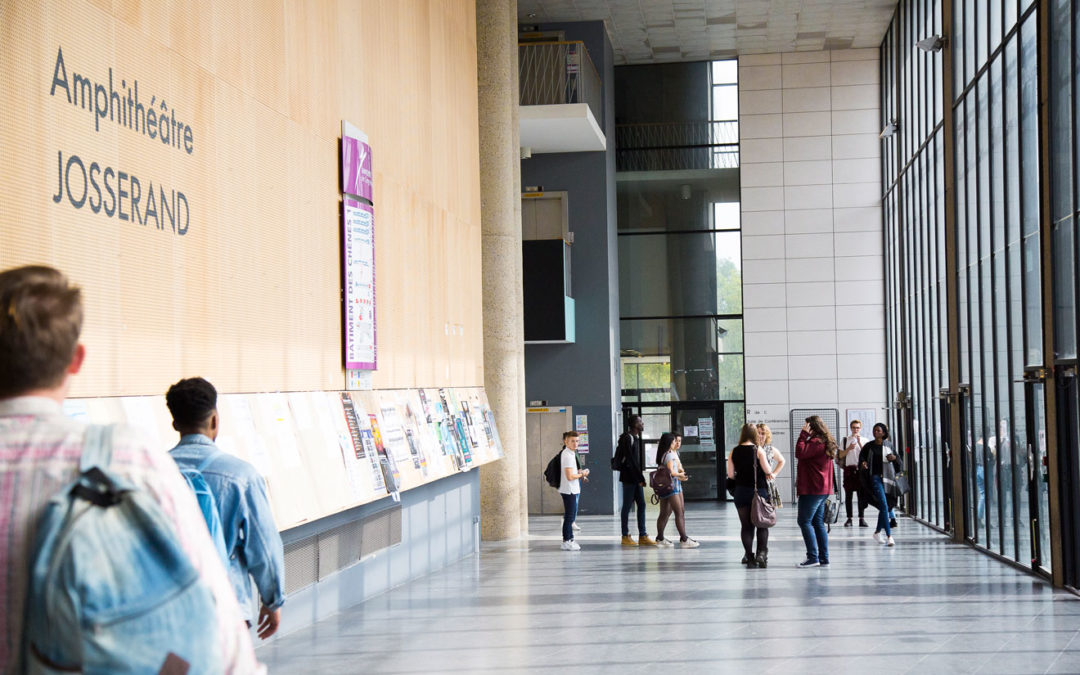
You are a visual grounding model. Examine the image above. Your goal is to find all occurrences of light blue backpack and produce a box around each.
[23,425,224,674]
[175,450,229,567]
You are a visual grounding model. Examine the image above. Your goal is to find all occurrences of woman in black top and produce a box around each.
[858,422,899,546]
[726,423,776,567]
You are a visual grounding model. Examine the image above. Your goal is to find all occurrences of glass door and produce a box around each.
[939,392,954,533]
[672,404,723,501]
[1026,378,1052,573]
[1059,366,1080,586]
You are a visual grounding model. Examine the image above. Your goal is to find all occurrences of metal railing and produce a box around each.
[616,120,740,171]
[519,41,602,124]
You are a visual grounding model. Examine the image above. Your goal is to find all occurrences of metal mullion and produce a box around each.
[989,57,1008,556]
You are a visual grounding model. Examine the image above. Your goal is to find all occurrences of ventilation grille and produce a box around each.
[283,504,402,595]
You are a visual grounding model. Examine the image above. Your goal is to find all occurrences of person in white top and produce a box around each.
[838,420,871,527]
[559,431,588,550]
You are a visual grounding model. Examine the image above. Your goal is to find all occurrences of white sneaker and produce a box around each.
[873,532,886,544]
[886,536,895,547]
[572,522,581,531]
[560,540,572,550]
[569,540,581,551]
[656,538,675,548]
[679,538,700,549]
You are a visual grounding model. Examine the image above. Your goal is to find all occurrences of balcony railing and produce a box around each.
[519,41,602,124]
[616,120,740,171]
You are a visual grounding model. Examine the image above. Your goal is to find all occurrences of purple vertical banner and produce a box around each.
[343,198,376,369]
[341,125,373,202]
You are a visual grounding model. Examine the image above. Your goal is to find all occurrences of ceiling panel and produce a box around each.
[518,0,899,64]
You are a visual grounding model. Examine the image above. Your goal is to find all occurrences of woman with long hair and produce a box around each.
[795,416,838,568]
[859,422,898,546]
[655,432,698,548]
[756,424,786,482]
[727,423,775,567]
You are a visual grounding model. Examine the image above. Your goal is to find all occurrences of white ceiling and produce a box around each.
[517,0,899,65]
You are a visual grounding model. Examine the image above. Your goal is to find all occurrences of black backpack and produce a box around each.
[544,451,563,488]
[610,433,632,471]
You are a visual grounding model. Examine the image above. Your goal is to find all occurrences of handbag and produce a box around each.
[823,463,841,526]
[894,472,911,495]
[750,455,777,528]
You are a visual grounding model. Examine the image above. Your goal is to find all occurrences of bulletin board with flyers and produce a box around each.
[63,387,504,530]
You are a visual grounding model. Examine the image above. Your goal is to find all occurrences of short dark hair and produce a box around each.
[0,266,83,398]
[562,431,579,441]
[166,377,218,429]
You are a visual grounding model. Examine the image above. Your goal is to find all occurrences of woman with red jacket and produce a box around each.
[795,416,839,568]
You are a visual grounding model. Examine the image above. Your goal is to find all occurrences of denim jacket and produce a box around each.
[170,434,285,623]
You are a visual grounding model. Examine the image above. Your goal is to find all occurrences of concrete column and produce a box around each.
[476,0,526,540]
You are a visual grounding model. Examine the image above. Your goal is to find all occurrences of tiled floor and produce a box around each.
[258,503,1080,674]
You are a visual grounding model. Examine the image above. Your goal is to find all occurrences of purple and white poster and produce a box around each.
[342,122,373,202]
[343,198,376,369]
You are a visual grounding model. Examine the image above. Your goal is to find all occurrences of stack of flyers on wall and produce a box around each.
[369,414,401,499]
[403,400,429,472]
[358,428,385,493]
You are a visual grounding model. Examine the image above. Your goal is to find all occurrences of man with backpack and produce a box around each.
[0,265,262,673]
[614,415,657,547]
[166,376,286,639]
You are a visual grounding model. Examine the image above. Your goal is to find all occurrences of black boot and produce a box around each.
[755,549,768,568]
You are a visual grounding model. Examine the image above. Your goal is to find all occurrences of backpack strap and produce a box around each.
[80,424,114,473]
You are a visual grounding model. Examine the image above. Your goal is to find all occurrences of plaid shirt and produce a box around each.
[0,396,264,674]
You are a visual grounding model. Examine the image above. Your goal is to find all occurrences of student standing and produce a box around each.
[559,431,588,550]
[860,422,898,546]
[839,420,871,527]
[795,416,838,568]
[729,424,776,567]
[615,415,656,546]
[655,432,699,548]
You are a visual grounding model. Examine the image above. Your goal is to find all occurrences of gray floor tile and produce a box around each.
[258,503,1080,673]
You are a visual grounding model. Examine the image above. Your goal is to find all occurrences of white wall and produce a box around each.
[739,49,887,500]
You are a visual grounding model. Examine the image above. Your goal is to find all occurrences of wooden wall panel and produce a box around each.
[0,0,483,397]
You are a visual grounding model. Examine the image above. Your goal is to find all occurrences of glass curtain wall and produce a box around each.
[883,0,1043,567]
[952,0,1039,566]
[881,0,950,531]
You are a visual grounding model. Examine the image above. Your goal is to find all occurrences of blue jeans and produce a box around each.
[797,494,829,563]
[561,492,579,541]
[872,476,891,536]
[620,483,647,536]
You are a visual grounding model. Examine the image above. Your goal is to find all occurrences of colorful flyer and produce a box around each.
[343,198,376,369]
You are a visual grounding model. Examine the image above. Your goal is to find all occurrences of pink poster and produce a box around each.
[342,132,373,202]
[343,198,376,369]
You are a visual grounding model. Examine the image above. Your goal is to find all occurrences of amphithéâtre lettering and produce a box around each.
[47,46,193,237]
[50,46,194,153]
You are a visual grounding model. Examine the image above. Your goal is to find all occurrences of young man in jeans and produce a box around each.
[0,266,261,672]
[559,431,588,550]
[615,415,657,546]
[839,420,870,527]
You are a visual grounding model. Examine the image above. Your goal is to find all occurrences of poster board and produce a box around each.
[64,386,505,530]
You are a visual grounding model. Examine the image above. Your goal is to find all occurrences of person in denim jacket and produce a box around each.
[167,377,286,639]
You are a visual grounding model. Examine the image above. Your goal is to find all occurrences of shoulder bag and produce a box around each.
[750,452,777,528]
[823,461,841,528]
